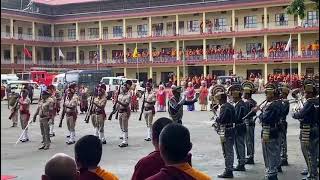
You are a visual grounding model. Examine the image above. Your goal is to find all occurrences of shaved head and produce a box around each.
[42,153,79,180]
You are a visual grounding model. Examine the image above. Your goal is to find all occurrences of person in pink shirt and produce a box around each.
[186,82,196,111]
[156,85,166,112]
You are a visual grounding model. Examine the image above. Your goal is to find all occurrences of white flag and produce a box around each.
[284,36,291,51]
[58,48,65,59]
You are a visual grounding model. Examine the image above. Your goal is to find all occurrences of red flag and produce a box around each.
[23,48,32,58]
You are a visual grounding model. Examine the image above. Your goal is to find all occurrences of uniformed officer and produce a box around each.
[33,90,54,150]
[242,81,257,165]
[64,87,78,145]
[167,86,198,124]
[253,83,282,180]
[18,89,31,142]
[292,79,319,180]
[92,84,107,144]
[47,85,57,137]
[143,81,156,141]
[229,84,248,171]
[117,80,132,148]
[212,85,236,178]
[8,91,20,127]
[55,89,62,115]
[279,84,290,166]
[64,83,78,139]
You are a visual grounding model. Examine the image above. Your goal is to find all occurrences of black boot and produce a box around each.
[234,164,246,171]
[245,157,255,164]
[281,159,288,166]
[301,169,308,175]
[217,170,233,178]
[268,175,278,180]
[277,166,283,173]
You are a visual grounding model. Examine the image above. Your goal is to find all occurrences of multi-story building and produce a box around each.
[1,0,319,85]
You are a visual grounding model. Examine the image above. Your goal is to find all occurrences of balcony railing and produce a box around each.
[126,31,149,38]
[127,57,150,64]
[79,35,100,41]
[54,36,76,42]
[151,30,176,37]
[38,60,53,65]
[36,36,53,42]
[16,59,33,64]
[268,51,298,59]
[14,33,33,40]
[1,59,12,64]
[153,56,176,63]
[207,54,232,61]
[185,55,203,62]
[302,20,319,28]
[1,32,11,38]
[302,50,319,58]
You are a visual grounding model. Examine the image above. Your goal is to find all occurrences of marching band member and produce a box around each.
[64,85,78,145]
[47,85,57,137]
[18,89,31,142]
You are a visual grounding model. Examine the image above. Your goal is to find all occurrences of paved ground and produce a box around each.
[1,94,310,180]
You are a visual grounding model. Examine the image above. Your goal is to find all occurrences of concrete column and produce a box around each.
[10,19,14,38]
[264,7,268,28]
[298,33,302,56]
[264,35,268,57]
[32,21,35,40]
[124,43,127,62]
[76,46,79,64]
[203,39,207,60]
[203,65,207,76]
[149,42,153,62]
[51,47,55,64]
[149,66,153,79]
[51,24,54,41]
[233,64,236,75]
[298,15,302,27]
[11,69,15,74]
[124,68,127,77]
[99,20,102,39]
[175,15,179,35]
[232,37,236,49]
[11,44,14,63]
[76,22,79,40]
[298,62,302,77]
[232,10,235,31]
[176,40,180,60]
[123,19,126,38]
[32,46,36,64]
[177,66,180,86]
[264,63,268,83]
[99,44,103,63]
[149,16,152,36]
[202,12,206,33]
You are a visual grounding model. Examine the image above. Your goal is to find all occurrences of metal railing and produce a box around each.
[302,50,319,58]
[1,32,11,38]
[207,54,232,61]
[14,33,33,40]
[16,59,33,64]
[127,57,150,64]
[36,36,53,42]
[38,60,53,65]
[1,59,12,64]
[268,50,298,59]
[153,56,176,63]
[185,55,203,61]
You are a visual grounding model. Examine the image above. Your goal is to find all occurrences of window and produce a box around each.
[113,26,123,38]
[275,13,288,26]
[58,30,64,37]
[4,50,10,59]
[152,23,164,35]
[66,52,76,60]
[6,26,10,36]
[38,29,43,36]
[246,43,262,53]
[137,24,147,37]
[187,20,199,32]
[179,21,184,29]
[273,69,282,74]
[307,11,319,26]
[17,51,22,59]
[27,28,32,35]
[306,68,314,75]
[89,28,99,39]
[214,18,227,31]
[18,27,23,34]
[126,26,132,38]
[68,29,76,40]
[103,27,108,39]
[244,16,257,28]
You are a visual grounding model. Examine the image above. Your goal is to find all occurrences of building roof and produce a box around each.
[33,0,100,5]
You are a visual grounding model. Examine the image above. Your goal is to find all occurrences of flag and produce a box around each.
[23,48,32,58]
[94,51,99,61]
[284,36,291,51]
[133,46,138,58]
[58,48,65,59]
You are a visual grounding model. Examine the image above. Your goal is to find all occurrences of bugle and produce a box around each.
[242,99,267,120]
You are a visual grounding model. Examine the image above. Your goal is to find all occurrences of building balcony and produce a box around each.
[16,59,33,64]
[152,30,176,37]
[38,60,53,65]
[79,35,100,41]
[1,32,11,39]
[185,55,204,62]
[302,50,319,58]
[1,59,11,64]
[54,36,77,42]
[127,57,150,64]
[153,56,176,63]
[36,36,54,42]
[14,33,33,40]
[126,31,149,39]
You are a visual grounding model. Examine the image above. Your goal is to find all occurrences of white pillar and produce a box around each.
[99,44,103,63]
[203,39,207,60]
[11,44,14,63]
[32,46,36,64]
[51,24,54,41]
[264,7,268,29]
[298,33,302,56]
[233,64,236,75]
[149,42,153,62]
[298,62,302,77]
[76,46,79,64]
[232,37,236,49]
[177,66,180,86]
[202,12,206,33]
[32,21,35,40]
[203,65,207,76]
[232,10,235,31]
[149,16,152,36]
[51,47,55,64]
[76,22,79,40]
[99,20,102,39]
[10,19,14,38]
[123,19,126,38]
[124,43,127,62]
[264,63,268,83]
[264,35,268,57]
[298,15,302,27]
[175,15,179,35]
[149,66,153,78]
[176,40,180,61]
[124,68,127,77]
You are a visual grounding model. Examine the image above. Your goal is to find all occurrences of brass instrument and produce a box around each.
[291,88,304,113]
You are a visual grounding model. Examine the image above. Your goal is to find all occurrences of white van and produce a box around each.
[126,78,145,92]
[1,74,19,86]
[100,77,126,99]
[52,73,65,91]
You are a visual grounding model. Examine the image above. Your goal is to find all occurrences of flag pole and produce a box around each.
[289,34,292,86]
[136,43,139,82]
[23,44,26,80]
[96,44,99,70]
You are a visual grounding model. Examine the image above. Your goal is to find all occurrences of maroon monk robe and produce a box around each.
[146,166,195,180]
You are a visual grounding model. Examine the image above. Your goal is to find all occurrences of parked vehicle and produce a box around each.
[17,71,57,86]
[6,80,41,102]
[52,73,66,91]
[100,76,126,99]
[1,74,19,86]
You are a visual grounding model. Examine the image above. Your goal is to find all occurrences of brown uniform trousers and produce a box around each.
[92,95,107,140]
[143,91,156,140]
[117,92,131,145]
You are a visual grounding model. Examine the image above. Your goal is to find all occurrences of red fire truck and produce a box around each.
[17,71,58,86]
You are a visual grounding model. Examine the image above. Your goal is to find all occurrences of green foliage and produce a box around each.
[286,0,319,20]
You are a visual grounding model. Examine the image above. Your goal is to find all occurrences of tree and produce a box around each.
[286,0,319,19]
